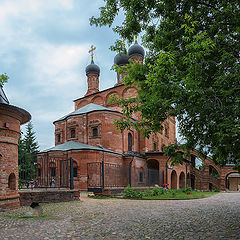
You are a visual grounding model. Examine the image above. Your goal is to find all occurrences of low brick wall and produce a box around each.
[19,189,80,206]
[0,195,20,210]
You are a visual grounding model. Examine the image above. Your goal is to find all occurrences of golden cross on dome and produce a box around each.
[88,45,96,61]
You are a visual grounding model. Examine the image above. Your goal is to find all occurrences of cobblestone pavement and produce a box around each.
[0,192,239,240]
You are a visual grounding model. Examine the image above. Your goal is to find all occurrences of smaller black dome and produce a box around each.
[128,41,145,58]
[85,60,100,75]
[114,53,129,66]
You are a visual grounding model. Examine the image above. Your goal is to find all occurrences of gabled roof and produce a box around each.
[0,84,9,104]
[41,141,121,155]
[54,103,116,123]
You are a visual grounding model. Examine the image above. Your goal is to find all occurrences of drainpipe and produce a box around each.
[185,162,188,188]
[165,156,171,186]
[129,156,135,187]
[166,162,168,185]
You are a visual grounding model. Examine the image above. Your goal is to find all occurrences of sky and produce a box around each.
[0,0,128,150]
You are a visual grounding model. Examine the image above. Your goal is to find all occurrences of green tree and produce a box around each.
[91,1,240,169]
[23,121,40,155]
[18,121,39,186]
[0,73,9,86]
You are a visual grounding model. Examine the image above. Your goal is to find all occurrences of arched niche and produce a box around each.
[8,173,16,190]
[171,170,177,189]
[77,100,88,109]
[122,87,137,99]
[179,172,185,189]
[106,91,119,106]
[91,96,104,105]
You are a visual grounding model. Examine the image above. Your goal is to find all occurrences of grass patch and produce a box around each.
[4,214,48,219]
[122,185,219,200]
[142,191,217,200]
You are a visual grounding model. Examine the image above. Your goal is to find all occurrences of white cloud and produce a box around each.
[0,0,120,150]
[28,42,90,95]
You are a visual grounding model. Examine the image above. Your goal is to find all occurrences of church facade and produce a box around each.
[42,41,239,192]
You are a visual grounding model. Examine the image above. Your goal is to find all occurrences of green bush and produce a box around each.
[153,187,166,195]
[182,186,192,193]
[142,187,166,197]
[171,191,176,197]
[152,187,160,196]
[123,185,143,199]
[142,189,153,197]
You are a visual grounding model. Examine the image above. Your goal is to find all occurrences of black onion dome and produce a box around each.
[114,53,129,66]
[128,41,145,58]
[85,60,100,75]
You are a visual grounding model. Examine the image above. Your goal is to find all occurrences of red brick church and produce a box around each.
[41,41,239,192]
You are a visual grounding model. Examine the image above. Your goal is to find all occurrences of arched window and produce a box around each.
[71,129,76,138]
[93,127,98,137]
[57,134,61,143]
[8,173,16,190]
[128,132,133,151]
[165,124,169,138]
[153,142,157,151]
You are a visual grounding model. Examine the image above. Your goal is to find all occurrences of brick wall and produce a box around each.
[0,103,30,210]
[0,110,21,210]
[19,189,80,206]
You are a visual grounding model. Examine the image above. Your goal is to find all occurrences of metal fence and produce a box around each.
[87,161,160,191]
[19,154,74,189]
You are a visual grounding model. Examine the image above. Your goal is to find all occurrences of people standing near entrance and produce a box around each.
[50,178,56,187]
[162,183,168,190]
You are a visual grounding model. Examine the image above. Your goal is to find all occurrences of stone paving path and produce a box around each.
[0,192,239,240]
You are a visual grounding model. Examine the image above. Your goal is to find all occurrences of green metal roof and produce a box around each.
[54,103,115,123]
[41,141,121,155]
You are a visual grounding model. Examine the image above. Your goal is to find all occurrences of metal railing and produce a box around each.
[19,154,74,189]
[87,161,161,191]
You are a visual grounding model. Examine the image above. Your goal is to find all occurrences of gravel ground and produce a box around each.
[0,192,239,240]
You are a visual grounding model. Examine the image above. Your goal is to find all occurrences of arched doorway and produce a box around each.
[147,159,159,186]
[171,170,177,189]
[179,172,185,189]
[226,172,240,191]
